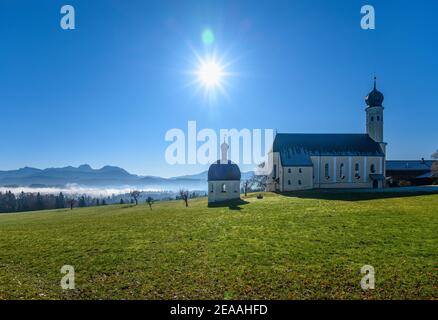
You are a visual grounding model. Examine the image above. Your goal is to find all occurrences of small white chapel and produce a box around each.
[207,140,241,204]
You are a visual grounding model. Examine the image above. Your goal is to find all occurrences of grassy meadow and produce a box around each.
[0,191,437,300]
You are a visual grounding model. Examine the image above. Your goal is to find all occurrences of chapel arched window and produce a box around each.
[325,163,330,179]
[355,163,361,179]
[340,163,345,179]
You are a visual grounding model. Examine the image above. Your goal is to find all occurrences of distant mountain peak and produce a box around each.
[100,165,127,172]
[20,166,40,171]
[78,164,93,171]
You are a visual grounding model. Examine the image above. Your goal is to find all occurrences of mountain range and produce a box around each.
[0,165,254,191]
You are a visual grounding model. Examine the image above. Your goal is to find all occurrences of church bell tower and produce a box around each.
[365,77,385,152]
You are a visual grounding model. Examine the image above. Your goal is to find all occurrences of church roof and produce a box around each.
[208,160,241,181]
[279,151,313,167]
[415,172,434,179]
[273,134,384,166]
[386,160,434,171]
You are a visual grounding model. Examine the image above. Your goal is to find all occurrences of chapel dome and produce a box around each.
[208,160,241,181]
[365,77,384,107]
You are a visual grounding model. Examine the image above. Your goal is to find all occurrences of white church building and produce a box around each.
[266,78,387,192]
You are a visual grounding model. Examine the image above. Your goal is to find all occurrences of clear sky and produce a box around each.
[1,0,437,177]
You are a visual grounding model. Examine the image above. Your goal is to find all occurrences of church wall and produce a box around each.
[368,156,384,174]
[311,155,384,189]
[279,161,284,192]
[208,180,240,203]
[311,156,320,186]
[282,166,313,191]
[266,153,385,191]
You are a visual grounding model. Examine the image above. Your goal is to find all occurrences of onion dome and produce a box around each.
[365,77,384,107]
[208,160,241,181]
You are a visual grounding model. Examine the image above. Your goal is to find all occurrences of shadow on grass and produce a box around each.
[208,198,250,210]
[280,189,438,201]
[120,205,136,209]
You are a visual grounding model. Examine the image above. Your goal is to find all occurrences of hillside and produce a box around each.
[0,191,437,299]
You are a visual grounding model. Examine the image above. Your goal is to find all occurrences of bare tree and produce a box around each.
[253,161,268,191]
[243,180,250,197]
[130,190,141,205]
[252,174,268,191]
[179,189,189,207]
[146,196,154,210]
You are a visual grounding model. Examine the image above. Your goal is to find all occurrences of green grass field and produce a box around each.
[0,191,437,300]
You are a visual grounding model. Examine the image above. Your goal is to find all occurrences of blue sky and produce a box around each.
[0,0,437,177]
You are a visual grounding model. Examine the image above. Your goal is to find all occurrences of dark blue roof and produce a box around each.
[386,160,434,171]
[208,160,241,181]
[415,172,433,179]
[279,150,313,167]
[273,134,384,164]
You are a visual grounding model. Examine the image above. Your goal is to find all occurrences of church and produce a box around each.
[266,78,387,192]
[207,140,241,204]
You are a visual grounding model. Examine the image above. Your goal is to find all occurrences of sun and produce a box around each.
[197,60,224,88]
[185,47,238,102]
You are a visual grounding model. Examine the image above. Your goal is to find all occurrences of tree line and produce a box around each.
[0,191,110,214]
[0,189,208,214]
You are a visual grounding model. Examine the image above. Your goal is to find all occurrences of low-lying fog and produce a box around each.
[0,184,166,197]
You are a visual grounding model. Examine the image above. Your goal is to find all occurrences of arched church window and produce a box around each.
[298,180,302,185]
[288,180,291,185]
[371,116,374,121]
[377,116,380,121]
[325,163,330,179]
[370,164,376,173]
[221,184,226,193]
[355,163,361,179]
[340,163,345,179]
[288,168,291,173]
[299,168,302,173]
[210,184,214,193]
